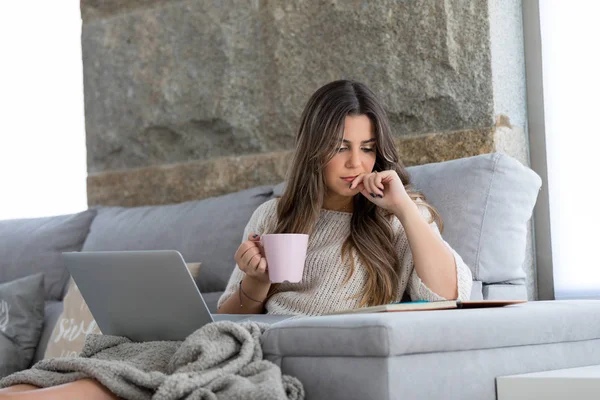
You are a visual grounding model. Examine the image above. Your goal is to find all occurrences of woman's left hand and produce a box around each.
[350,170,411,213]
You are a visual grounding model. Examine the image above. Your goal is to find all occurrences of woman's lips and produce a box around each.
[341,176,358,183]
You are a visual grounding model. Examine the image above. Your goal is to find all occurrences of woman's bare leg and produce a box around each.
[0,379,118,400]
[0,385,39,393]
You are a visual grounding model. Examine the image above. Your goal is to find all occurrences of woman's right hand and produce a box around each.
[234,233,270,283]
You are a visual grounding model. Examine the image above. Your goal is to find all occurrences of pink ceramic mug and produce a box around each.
[260,234,309,283]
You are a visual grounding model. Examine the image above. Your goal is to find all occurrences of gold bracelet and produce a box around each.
[238,279,265,308]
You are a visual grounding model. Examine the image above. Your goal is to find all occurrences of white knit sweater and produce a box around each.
[217,199,473,316]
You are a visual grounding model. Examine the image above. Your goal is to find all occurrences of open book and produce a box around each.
[326,299,527,315]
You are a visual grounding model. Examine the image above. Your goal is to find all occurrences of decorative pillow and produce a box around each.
[0,274,45,378]
[44,263,201,359]
[406,153,542,285]
[0,209,97,301]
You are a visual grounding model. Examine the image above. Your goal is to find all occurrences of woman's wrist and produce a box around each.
[239,276,271,305]
[243,274,272,288]
[392,195,418,221]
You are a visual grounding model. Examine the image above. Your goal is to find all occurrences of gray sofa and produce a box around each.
[2,152,600,399]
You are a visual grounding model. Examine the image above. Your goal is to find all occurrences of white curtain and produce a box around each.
[0,2,87,221]
[539,1,600,299]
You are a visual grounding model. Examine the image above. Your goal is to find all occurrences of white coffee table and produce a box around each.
[497,364,600,400]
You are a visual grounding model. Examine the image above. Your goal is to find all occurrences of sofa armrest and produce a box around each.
[483,283,528,300]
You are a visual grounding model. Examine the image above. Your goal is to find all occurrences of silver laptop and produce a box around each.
[63,250,290,342]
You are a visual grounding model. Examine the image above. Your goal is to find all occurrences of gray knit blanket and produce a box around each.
[0,321,304,400]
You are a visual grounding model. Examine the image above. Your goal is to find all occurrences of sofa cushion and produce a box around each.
[0,274,45,378]
[0,209,97,301]
[30,301,63,365]
[483,283,528,300]
[82,186,273,293]
[263,301,600,400]
[262,300,600,358]
[406,153,542,284]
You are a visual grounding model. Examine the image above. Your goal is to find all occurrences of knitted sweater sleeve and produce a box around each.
[216,199,276,310]
[402,203,473,302]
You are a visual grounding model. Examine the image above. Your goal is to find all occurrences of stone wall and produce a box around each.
[81,0,512,177]
[88,128,496,207]
[81,0,533,297]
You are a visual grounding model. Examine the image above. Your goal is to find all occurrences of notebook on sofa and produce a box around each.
[327,299,527,315]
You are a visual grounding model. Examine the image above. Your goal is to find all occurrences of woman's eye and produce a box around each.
[338,147,375,153]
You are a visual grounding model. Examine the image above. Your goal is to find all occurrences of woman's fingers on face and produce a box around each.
[363,175,373,197]
[350,174,365,189]
[365,174,379,198]
[352,173,384,198]
[360,175,372,199]
[375,173,385,191]
[373,174,384,196]
[363,173,384,198]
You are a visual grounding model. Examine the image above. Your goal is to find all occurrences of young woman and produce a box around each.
[216,79,472,315]
[0,80,472,399]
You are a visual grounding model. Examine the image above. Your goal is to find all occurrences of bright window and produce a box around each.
[0,2,87,221]
[539,1,600,299]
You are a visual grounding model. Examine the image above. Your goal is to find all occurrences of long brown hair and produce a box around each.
[275,80,442,307]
